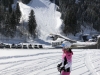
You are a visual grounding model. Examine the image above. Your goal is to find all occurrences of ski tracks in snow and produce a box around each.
[0,50,61,75]
[84,50,99,75]
[69,49,100,75]
[0,49,100,75]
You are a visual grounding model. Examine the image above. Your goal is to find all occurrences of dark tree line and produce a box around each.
[0,2,22,38]
[0,0,37,39]
[21,0,31,4]
[54,0,100,35]
[1,0,14,7]
[58,0,79,35]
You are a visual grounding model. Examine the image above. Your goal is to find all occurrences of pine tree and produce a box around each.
[4,12,11,37]
[2,0,7,7]
[22,0,31,4]
[9,11,17,37]
[93,18,100,32]
[0,3,4,22]
[10,0,14,4]
[63,5,79,35]
[59,0,75,19]
[59,0,68,19]
[2,0,13,7]
[15,3,21,24]
[8,2,12,14]
[28,10,37,38]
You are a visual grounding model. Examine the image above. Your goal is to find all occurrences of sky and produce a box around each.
[0,0,100,75]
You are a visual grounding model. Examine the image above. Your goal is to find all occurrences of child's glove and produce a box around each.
[57,64,61,67]
[60,66,65,72]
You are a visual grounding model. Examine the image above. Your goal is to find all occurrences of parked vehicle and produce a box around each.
[16,44,22,49]
[38,45,43,48]
[11,44,16,48]
[5,45,10,48]
[28,44,33,49]
[0,43,5,48]
[23,45,27,49]
[34,45,38,49]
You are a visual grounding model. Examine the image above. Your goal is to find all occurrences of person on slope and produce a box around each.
[57,43,73,75]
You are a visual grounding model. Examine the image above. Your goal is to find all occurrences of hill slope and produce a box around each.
[16,0,99,45]
[19,0,62,42]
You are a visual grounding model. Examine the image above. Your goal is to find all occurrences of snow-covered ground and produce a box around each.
[0,49,100,75]
[0,0,100,75]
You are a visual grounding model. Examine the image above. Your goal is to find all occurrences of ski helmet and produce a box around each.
[62,41,71,48]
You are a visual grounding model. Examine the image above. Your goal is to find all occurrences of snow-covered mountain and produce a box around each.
[0,0,99,46]
[19,0,99,42]
[19,0,62,43]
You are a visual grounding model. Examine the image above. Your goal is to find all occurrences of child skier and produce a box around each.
[57,42,73,75]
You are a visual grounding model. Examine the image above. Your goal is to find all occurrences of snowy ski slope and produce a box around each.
[0,49,100,75]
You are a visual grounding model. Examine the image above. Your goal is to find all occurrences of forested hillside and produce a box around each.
[0,0,37,39]
[0,0,100,40]
[51,0,100,35]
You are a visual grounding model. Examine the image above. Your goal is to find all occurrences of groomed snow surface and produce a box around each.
[0,0,100,75]
[0,49,100,75]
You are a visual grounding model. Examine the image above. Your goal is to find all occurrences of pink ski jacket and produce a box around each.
[62,49,73,70]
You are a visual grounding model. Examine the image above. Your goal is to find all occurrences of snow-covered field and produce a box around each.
[0,49,100,75]
[0,0,100,75]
